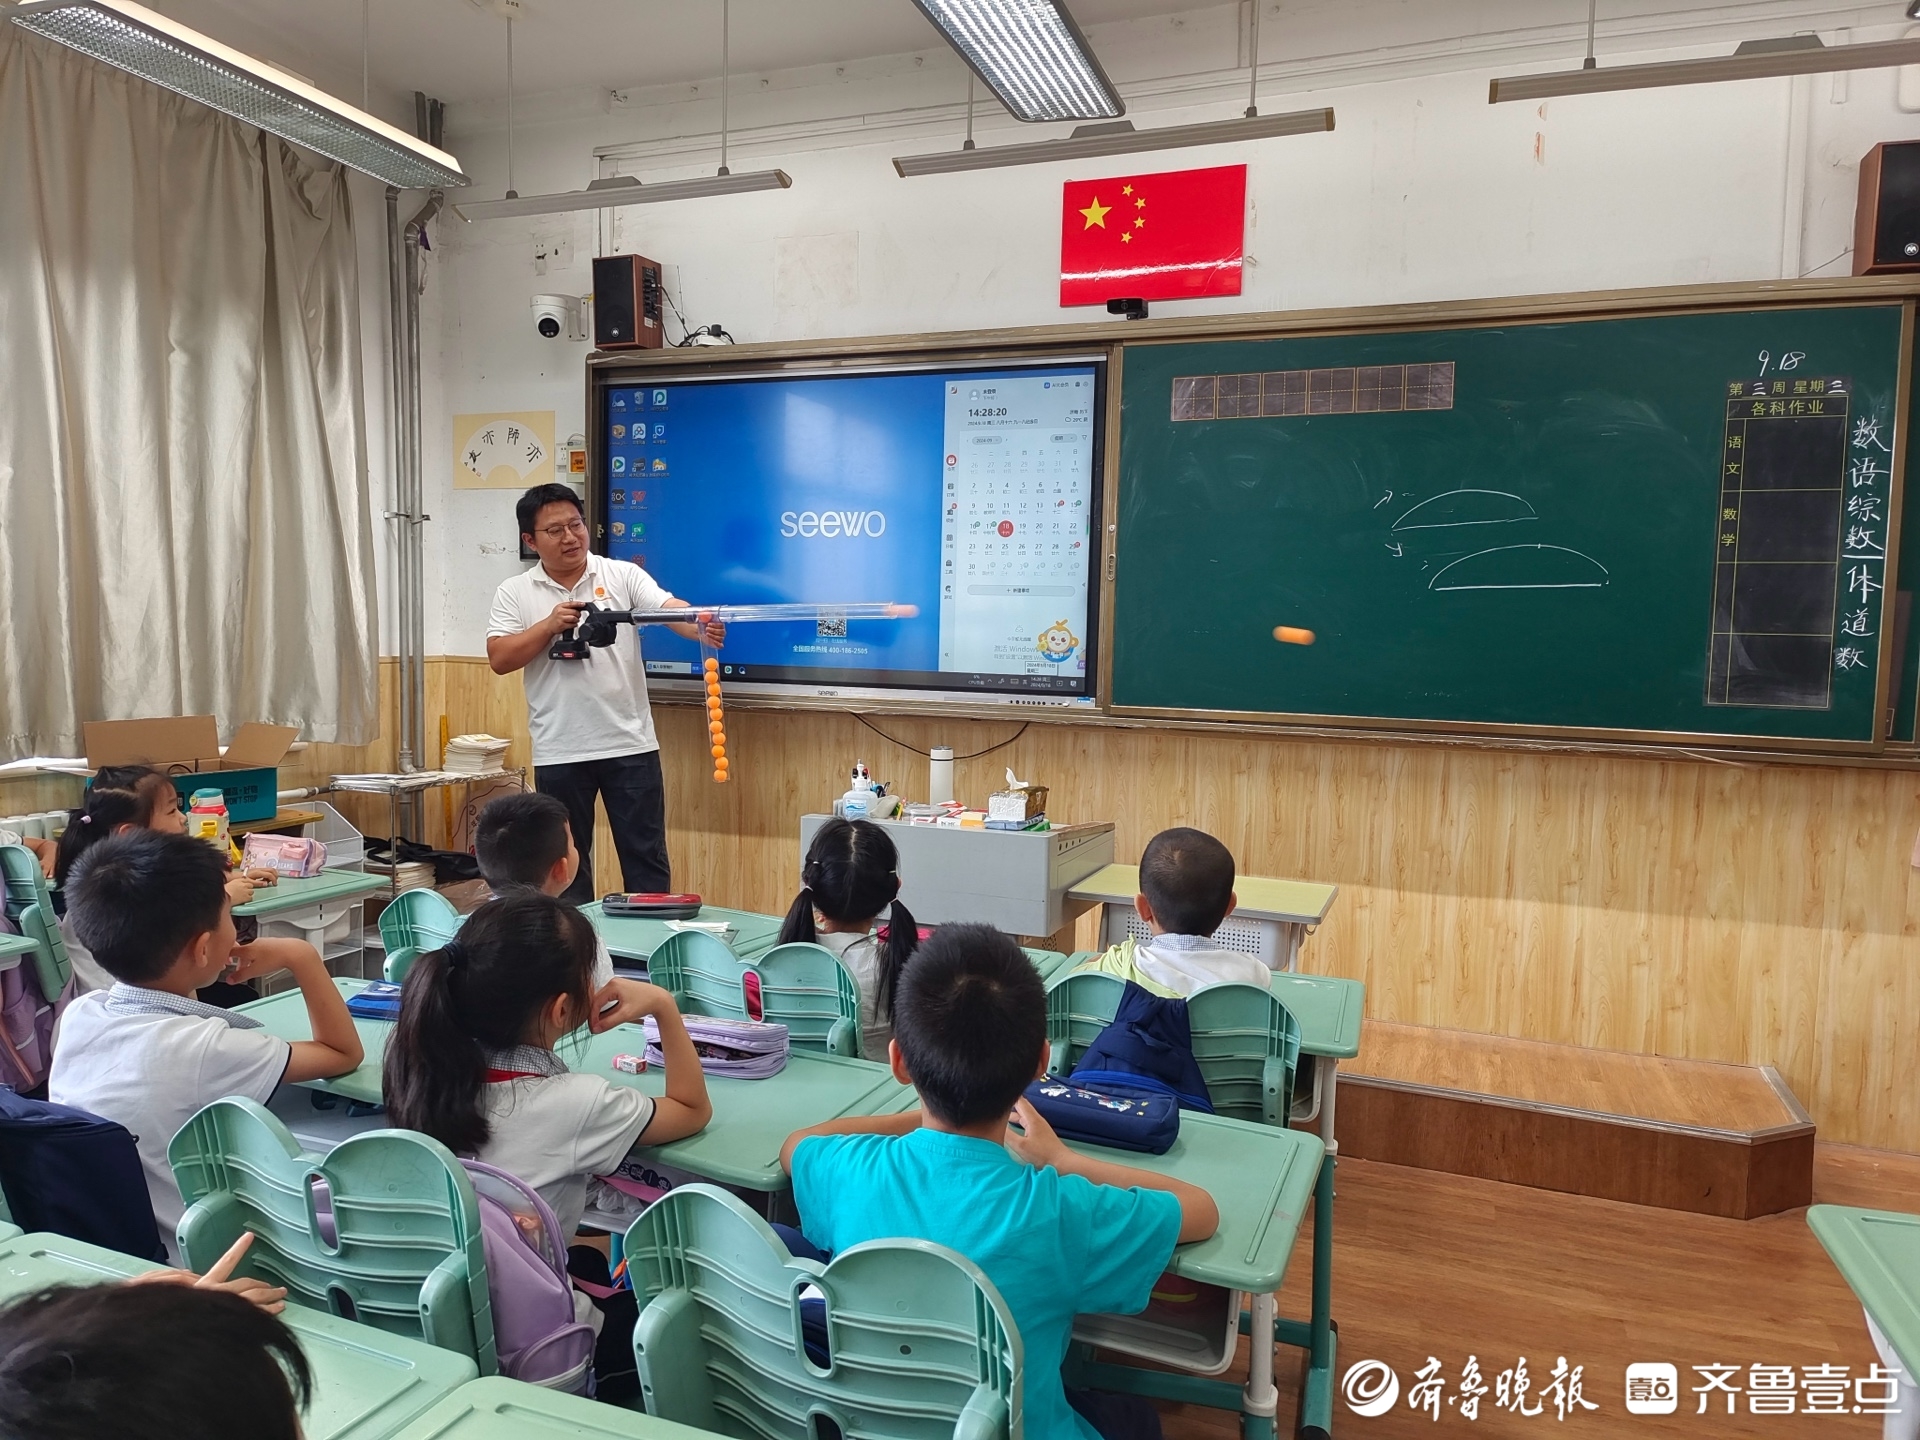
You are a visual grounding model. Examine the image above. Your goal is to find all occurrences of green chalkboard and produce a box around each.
[1111,303,1909,747]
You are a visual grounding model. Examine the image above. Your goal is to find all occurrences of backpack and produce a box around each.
[1071,980,1215,1113]
[0,1087,167,1259]
[0,914,54,1092]
[460,1160,597,1393]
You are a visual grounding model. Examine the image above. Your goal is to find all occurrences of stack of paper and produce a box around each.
[444,734,510,775]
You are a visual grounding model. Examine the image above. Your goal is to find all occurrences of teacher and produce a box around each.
[486,483,723,902]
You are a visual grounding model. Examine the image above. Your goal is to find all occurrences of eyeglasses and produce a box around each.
[535,519,587,540]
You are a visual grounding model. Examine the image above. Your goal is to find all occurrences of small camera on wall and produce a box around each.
[531,293,586,341]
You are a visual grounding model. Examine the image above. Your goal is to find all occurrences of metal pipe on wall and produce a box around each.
[384,185,414,780]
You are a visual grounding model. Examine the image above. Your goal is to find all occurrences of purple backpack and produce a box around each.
[460,1160,597,1392]
[0,915,54,1092]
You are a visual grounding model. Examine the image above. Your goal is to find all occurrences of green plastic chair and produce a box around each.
[379,887,462,956]
[1043,971,1300,1127]
[169,1096,496,1374]
[626,1184,1022,1440]
[649,933,862,1058]
[0,843,70,1002]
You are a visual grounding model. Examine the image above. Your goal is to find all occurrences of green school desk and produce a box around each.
[1063,1114,1327,1440]
[232,868,390,917]
[1809,1205,1920,1378]
[237,980,913,1191]
[0,1230,476,1440]
[389,1376,723,1439]
[582,901,785,968]
[1067,863,1338,972]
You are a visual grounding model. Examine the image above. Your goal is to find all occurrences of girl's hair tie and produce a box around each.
[78,814,92,825]
[439,938,467,971]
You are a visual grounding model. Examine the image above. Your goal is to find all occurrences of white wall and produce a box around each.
[416,1,1920,654]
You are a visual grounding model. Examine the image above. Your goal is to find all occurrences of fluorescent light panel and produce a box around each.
[1490,35,1920,103]
[909,0,1122,122]
[454,169,793,221]
[7,0,466,188]
[893,108,1333,177]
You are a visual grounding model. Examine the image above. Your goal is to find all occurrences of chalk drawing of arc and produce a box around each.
[1428,544,1610,592]
[1392,489,1539,532]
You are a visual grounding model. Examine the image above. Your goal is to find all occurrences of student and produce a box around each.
[48,832,363,1260]
[780,923,1218,1440]
[383,890,713,1394]
[54,766,276,996]
[1072,828,1271,997]
[0,1280,310,1440]
[471,790,616,991]
[777,816,919,1062]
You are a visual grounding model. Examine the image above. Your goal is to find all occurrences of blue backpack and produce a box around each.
[0,1088,167,1260]
[1071,981,1214,1112]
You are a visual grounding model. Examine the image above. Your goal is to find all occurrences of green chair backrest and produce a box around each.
[650,933,861,1058]
[0,844,70,1001]
[1043,971,1300,1127]
[626,1184,1021,1440]
[384,946,422,983]
[379,887,463,958]
[169,1097,496,1374]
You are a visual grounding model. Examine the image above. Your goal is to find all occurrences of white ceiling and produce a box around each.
[146,0,1204,108]
[125,0,1908,119]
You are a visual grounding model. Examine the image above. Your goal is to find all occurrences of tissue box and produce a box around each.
[987,785,1048,823]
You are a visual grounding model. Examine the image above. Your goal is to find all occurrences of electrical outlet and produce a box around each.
[533,236,574,276]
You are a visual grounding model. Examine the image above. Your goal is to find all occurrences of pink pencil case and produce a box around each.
[241,834,329,878]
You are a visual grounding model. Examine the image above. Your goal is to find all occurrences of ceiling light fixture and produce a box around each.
[907,0,1123,122]
[457,0,789,221]
[893,108,1332,177]
[1490,10,1920,104]
[6,0,466,188]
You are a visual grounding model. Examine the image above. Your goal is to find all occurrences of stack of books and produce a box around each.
[444,734,510,775]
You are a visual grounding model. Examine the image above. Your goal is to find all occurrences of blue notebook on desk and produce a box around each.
[345,982,403,1021]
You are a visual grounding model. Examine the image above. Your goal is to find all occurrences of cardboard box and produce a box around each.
[83,716,297,824]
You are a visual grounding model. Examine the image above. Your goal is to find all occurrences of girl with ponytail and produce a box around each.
[384,890,711,1234]
[777,817,920,1062]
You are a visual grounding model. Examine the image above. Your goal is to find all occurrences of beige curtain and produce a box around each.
[0,25,378,757]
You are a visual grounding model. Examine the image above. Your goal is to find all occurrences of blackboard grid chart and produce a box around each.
[1706,377,1851,710]
[1171,361,1456,421]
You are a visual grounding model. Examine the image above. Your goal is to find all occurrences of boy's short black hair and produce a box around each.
[516,483,584,538]
[0,1282,310,1440]
[891,922,1044,1127]
[67,831,229,984]
[1139,827,1236,937]
[473,792,572,891]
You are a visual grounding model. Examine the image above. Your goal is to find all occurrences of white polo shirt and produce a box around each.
[487,555,674,767]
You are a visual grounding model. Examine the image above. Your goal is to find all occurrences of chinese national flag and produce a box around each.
[1060,163,1246,307]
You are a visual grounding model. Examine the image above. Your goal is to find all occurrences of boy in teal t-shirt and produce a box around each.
[780,923,1219,1440]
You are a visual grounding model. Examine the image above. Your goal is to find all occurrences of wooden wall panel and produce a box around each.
[333,657,1920,1153]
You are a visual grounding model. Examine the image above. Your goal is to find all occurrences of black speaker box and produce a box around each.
[592,254,665,348]
[1854,142,1920,275]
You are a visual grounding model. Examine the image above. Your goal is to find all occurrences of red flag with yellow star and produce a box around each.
[1060,163,1246,306]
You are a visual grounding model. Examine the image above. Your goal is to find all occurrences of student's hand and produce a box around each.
[698,612,727,648]
[128,1232,289,1315]
[23,836,55,878]
[226,936,322,984]
[240,866,278,887]
[548,600,585,637]
[226,876,259,907]
[588,977,679,1033]
[1004,1097,1071,1170]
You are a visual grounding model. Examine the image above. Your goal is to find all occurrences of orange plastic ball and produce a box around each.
[714,757,729,772]
[713,769,728,784]
[704,657,720,672]
[711,744,725,758]
[708,719,722,735]
[706,684,722,698]
[706,701,723,717]
[712,731,725,747]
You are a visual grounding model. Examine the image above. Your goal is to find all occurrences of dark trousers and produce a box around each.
[536,751,669,903]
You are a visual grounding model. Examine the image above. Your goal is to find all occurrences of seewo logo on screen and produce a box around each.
[780,510,888,538]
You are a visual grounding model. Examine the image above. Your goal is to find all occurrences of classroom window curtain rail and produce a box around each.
[0,25,378,757]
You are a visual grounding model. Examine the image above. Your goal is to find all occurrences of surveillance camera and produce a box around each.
[531,294,585,341]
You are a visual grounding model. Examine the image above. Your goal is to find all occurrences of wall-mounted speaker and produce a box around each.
[592,254,665,348]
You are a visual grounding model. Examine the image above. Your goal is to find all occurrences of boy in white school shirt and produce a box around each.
[1071,827,1272,997]
[50,832,363,1260]
[471,790,619,991]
